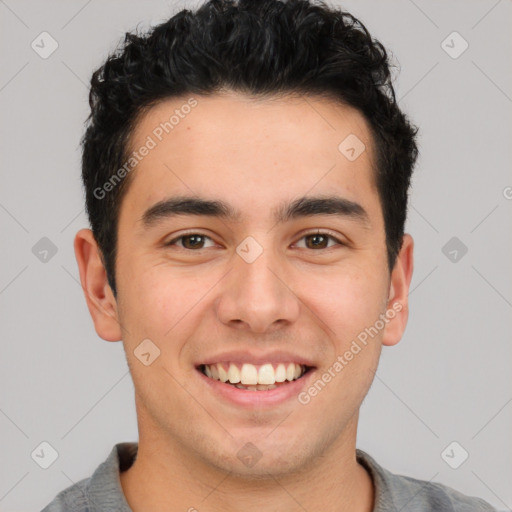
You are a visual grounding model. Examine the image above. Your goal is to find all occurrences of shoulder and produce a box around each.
[391,472,497,511]
[41,477,91,512]
[356,449,497,512]
[41,442,136,512]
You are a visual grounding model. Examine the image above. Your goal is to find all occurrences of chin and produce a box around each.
[195,432,315,479]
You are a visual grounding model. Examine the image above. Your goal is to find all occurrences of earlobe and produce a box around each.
[382,234,414,347]
[74,228,122,342]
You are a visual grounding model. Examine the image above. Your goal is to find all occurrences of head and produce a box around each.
[75,0,416,478]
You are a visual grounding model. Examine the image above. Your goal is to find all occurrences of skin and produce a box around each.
[74,91,413,512]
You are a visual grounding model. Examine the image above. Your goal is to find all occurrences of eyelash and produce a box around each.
[165,230,344,251]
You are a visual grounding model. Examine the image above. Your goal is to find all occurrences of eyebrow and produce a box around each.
[139,194,370,228]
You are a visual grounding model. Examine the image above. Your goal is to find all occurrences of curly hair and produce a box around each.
[81,0,418,297]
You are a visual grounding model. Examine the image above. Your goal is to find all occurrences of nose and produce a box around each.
[215,244,301,334]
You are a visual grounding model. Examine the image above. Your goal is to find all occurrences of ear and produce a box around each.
[381,233,414,347]
[74,228,122,341]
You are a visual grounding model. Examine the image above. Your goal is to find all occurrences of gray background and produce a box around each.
[0,0,511,510]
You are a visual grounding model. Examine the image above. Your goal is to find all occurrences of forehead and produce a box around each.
[121,91,380,225]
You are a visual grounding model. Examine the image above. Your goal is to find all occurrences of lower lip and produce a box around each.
[196,368,315,408]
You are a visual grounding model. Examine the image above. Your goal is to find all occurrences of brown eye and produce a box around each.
[166,233,215,250]
[305,233,329,249]
[295,232,343,250]
[182,234,206,249]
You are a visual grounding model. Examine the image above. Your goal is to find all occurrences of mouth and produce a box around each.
[196,362,314,392]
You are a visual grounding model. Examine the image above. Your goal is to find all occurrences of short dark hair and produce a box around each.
[81,0,418,297]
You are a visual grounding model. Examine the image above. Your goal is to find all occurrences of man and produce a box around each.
[43,0,496,510]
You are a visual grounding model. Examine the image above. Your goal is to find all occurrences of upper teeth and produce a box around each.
[203,362,306,385]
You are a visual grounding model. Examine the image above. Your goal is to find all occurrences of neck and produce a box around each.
[120,415,374,512]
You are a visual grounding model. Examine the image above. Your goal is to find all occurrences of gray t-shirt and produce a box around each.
[42,443,496,511]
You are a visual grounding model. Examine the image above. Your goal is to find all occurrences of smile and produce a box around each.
[199,362,312,391]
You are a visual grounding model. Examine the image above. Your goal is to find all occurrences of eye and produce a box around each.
[166,233,216,250]
[295,231,344,250]
[165,230,344,251]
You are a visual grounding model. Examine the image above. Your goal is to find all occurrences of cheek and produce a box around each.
[298,270,386,414]
[301,265,388,340]
[119,263,212,345]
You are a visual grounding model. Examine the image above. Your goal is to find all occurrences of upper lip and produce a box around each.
[196,350,316,368]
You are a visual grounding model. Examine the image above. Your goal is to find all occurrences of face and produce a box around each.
[77,91,413,477]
